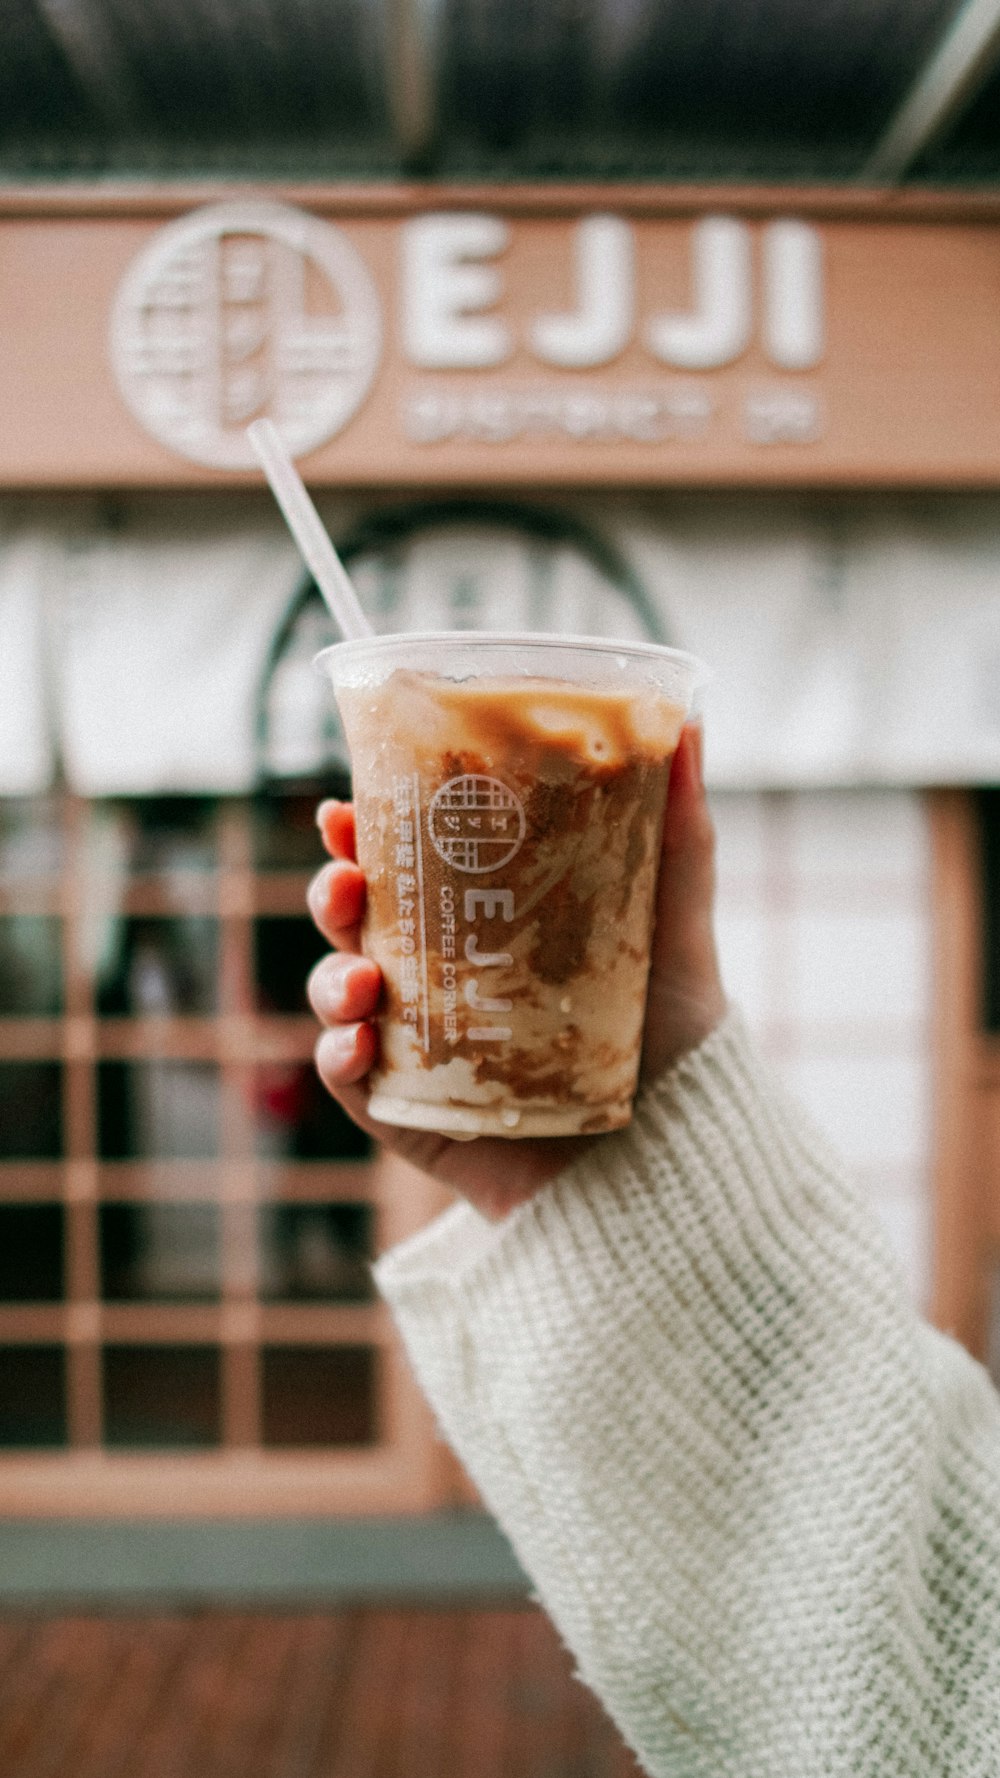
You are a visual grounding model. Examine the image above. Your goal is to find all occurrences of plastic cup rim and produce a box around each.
[314,629,712,691]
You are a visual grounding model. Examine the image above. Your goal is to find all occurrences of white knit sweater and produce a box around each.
[375,1012,1000,1777]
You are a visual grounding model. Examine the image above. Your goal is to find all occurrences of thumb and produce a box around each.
[641,723,726,1081]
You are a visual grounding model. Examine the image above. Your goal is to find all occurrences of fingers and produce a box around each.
[307,946,573,1218]
[310,952,381,1116]
[307,951,381,1027]
[306,859,366,951]
[315,1020,379,1090]
[641,723,726,1080]
[307,803,383,1132]
[310,802,364,948]
[316,799,356,861]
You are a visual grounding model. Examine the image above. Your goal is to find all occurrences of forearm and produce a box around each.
[375,1012,1000,1777]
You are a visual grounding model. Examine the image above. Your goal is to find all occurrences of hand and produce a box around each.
[306,724,726,1221]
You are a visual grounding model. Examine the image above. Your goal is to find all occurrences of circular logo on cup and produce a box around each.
[428,776,526,874]
[109,200,382,469]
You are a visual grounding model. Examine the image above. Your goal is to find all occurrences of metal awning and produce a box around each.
[4,0,1000,185]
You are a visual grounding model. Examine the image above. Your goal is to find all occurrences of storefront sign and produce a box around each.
[3,189,1000,485]
[110,202,382,469]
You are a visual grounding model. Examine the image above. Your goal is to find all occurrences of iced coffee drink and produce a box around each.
[316,634,706,1138]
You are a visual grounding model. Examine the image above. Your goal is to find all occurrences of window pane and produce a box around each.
[100,1204,221,1301]
[0,916,63,1016]
[254,916,328,1014]
[251,790,340,872]
[0,1063,62,1158]
[98,1062,220,1159]
[95,916,218,1016]
[253,1064,372,1161]
[89,798,217,878]
[261,1346,377,1447]
[0,798,63,880]
[102,1346,221,1448]
[259,1204,374,1302]
[0,1205,64,1301]
[0,1347,66,1447]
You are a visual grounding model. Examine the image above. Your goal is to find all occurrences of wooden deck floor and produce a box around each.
[0,1605,643,1778]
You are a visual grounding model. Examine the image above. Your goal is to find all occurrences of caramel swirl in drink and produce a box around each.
[333,663,689,1138]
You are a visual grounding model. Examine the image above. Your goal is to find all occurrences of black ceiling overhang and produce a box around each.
[3,0,1000,185]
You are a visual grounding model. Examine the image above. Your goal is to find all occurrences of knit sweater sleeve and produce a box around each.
[373,1011,1000,1778]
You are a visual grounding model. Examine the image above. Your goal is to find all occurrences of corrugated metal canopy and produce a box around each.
[915,41,1000,177]
[2,0,1000,183]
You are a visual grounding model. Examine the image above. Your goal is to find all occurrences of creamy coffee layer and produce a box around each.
[336,670,686,1137]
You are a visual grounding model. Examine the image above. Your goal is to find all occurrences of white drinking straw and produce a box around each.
[247,419,373,640]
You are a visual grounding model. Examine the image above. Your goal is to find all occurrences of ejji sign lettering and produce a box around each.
[110,200,825,467]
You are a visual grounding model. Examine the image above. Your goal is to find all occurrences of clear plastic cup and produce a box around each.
[315,633,709,1138]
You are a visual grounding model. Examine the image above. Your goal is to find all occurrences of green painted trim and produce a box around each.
[0,1511,529,1606]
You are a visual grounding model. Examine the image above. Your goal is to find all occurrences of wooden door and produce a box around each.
[929,792,1000,1376]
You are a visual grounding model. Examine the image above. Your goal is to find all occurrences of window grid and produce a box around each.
[712,788,934,1309]
[0,792,450,1515]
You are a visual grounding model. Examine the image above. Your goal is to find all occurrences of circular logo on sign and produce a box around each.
[109,200,382,469]
[428,776,526,874]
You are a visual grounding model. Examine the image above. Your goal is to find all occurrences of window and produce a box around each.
[0,791,443,1514]
[712,788,933,1309]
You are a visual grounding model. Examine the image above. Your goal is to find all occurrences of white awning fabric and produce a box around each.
[616,493,1000,787]
[1,491,998,796]
[0,495,311,796]
[0,512,54,795]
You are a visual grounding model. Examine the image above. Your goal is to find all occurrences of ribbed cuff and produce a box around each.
[374,1007,903,1341]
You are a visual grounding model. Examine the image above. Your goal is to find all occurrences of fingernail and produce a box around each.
[316,799,341,830]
